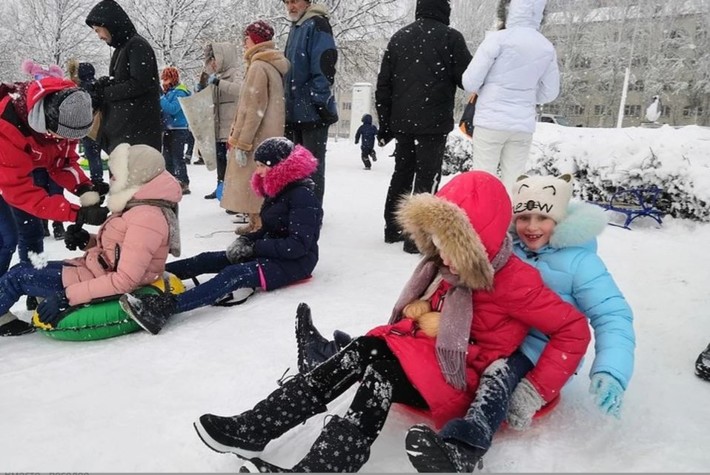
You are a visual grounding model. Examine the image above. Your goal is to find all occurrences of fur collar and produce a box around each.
[250,145,318,198]
[550,201,609,248]
[515,201,609,252]
[396,194,494,290]
[107,143,133,213]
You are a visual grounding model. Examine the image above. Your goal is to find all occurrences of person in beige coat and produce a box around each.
[222,21,290,234]
[199,41,241,200]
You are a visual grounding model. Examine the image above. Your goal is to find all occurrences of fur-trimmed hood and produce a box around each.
[515,200,609,252]
[396,171,513,290]
[107,143,180,212]
[250,145,318,198]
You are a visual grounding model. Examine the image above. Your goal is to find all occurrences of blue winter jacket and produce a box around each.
[283,4,338,128]
[160,83,190,129]
[355,114,378,152]
[515,202,636,389]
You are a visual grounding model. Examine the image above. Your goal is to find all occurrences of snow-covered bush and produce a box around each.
[443,124,710,222]
[442,130,473,176]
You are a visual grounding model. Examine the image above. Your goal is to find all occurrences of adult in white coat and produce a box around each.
[462,0,559,190]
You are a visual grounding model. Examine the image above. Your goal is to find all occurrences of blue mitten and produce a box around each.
[37,291,70,326]
[589,372,624,418]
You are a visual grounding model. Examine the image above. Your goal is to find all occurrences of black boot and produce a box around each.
[239,415,371,473]
[42,220,50,237]
[26,295,39,311]
[384,227,404,243]
[0,312,35,336]
[119,292,177,335]
[405,424,485,473]
[52,221,66,240]
[696,343,710,382]
[403,238,420,254]
[194,373,327,459]
[295,303,341,373]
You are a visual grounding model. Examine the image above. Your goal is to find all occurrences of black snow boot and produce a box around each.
[295,302,342,373]
[194,373,327,459]
[696,343,710,382]
[239,415,371,473]
[26,295,39,311]
[0,312,35,336]
[119,292,177,335]
[406,424,485,473]
[52,221,66,240]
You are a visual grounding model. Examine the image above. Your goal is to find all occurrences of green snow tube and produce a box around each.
[32,273,185,342]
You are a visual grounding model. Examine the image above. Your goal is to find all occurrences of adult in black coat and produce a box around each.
[85,0,161,154]
[376,0,471,248]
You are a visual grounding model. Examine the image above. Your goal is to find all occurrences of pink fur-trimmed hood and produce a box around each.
[250,145,318,198]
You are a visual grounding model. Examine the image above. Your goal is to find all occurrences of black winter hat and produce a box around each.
[254,137,294,167]
[78,63,96,82]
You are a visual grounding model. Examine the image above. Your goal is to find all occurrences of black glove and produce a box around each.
[37,291,70,327]
[77,205,109,226]
[95,76,112,88]
[314,103,338,125]
[76,181,109,206]
[226,236,255,264]
[377,128,394,147]
[64,224,90,251]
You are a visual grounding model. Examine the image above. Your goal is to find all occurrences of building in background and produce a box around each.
[541,0,709,127]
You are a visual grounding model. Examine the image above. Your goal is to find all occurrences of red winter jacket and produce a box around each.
[367,171,591,427]
[0,78,92,222]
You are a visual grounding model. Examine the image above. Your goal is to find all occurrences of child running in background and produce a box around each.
[297,173,636,472]
[355,113,378,170]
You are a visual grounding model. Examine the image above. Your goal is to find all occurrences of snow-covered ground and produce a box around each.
[2,131,710,472]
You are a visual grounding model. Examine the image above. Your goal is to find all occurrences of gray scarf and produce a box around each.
[125,199,181,257]
[389,233,514,390]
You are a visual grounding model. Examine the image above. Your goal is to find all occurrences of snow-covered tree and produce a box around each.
[2,0,103,79]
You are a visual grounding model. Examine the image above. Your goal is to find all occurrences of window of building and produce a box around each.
[628,80,644,92]
[341,120,350,129]
[542,104,561,115]
[567,105,585,116]
[341,102,352,111]
[594,105,607,115]
[683,106,704,117]
[624,105,641,117]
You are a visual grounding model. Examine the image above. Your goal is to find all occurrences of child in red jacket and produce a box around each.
[192,171,590,473]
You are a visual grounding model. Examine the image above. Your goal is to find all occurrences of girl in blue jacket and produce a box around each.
[403,173,636,471]
[296,173,636,471]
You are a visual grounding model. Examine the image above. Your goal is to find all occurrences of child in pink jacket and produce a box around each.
[0,143,182,334]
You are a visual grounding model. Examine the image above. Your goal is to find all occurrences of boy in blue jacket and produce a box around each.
[296,173,636,472]
[354,114,378,170]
